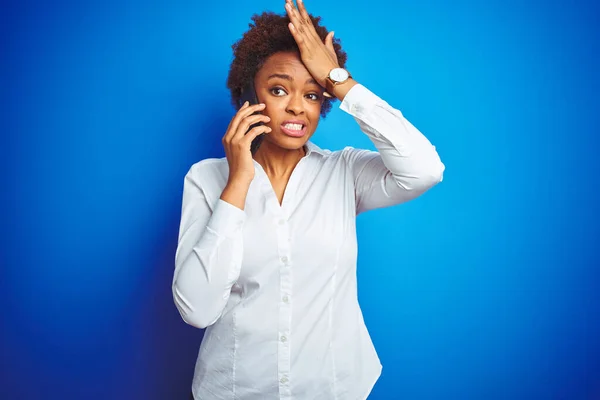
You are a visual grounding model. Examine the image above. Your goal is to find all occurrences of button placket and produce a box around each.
[276,211,292,397]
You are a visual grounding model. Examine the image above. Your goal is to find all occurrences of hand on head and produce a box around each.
[284,0,339,88]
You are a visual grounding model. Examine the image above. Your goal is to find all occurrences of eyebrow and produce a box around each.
[267,73,319,86]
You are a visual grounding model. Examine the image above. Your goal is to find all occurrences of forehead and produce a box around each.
[256,51,312,80]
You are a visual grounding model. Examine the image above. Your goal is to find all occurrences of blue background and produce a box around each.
[2,0,599,399]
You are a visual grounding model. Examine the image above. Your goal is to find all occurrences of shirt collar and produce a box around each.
[304,141,328,158]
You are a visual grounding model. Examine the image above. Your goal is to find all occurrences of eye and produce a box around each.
[270,87,287,96]
[306,93,321,101]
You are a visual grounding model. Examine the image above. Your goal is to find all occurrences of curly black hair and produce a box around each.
[226,11,348,118]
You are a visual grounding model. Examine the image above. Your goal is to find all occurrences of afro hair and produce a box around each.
[226,11,348,118]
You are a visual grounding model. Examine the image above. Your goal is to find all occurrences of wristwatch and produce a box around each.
[324,67,352,97]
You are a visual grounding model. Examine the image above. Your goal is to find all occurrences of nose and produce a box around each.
[285,92,305,116]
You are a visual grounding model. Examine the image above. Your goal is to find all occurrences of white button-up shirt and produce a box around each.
[173,84,444,400]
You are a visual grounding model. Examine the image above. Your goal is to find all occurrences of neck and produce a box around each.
[253,140,306,179]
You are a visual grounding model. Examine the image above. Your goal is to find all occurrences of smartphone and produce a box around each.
[239,82,265,154]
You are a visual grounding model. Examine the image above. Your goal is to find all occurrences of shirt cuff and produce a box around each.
[206,199,246,238]
[339,84,381,118]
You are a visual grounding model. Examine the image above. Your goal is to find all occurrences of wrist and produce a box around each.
[318,64,340,87]
[221,179,251,210]
[225,176,252,190]
[331,78,358,102]
[322,67,354,100]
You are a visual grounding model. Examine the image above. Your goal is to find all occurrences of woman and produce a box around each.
[173,0,445,398]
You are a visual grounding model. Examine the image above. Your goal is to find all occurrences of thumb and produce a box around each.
[325,31,335,54]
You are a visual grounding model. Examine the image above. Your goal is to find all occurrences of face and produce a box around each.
[253,51,325,151]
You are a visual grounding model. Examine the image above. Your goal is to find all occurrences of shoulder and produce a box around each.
[308,142,376,167]
[187,157,228,177]
[183,157,229,195]
[306,141,352,162]
[330,146,378,166]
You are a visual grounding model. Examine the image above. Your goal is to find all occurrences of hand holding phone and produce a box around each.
[239,82,267,153]
[220,85,271,185]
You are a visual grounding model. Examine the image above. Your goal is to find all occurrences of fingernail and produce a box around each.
[332,31,335,38]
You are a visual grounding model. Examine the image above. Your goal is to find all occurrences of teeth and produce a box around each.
[284,123,303,131]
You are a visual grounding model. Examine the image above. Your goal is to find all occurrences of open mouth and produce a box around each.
[280,122,307,138]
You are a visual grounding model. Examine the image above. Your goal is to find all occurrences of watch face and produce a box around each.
[330,68,349,82]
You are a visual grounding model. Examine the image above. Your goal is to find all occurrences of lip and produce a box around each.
[280,120,308,138]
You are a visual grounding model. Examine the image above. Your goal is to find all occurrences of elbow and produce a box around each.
[172,284,221,329]
[180,310,219,330]
[425,160,445,186]
[421,145,445,186]
[412,158,445,192]
[175,300,221,329]
[397,145,445,192]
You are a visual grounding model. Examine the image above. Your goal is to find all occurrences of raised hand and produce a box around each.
[285,0,339,88]
[222,102,271,184]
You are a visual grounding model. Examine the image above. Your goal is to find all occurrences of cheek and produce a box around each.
[311,102,323,115]
[262,100,284,119]
[309,104,322,123]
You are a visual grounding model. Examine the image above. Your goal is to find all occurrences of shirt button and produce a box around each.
[282,295,289,303]
[281,256,288,264]
[280,376,288,384]
[280,335,287,342]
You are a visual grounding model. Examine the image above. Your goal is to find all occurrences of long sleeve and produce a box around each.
[339,84,445,214]
[172,164,245,329]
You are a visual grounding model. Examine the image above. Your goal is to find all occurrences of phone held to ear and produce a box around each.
[239,82,265,154]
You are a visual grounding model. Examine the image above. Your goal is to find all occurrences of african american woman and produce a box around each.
[173,1,445,399]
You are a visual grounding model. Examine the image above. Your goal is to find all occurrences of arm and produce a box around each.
[173,100,269,328]
[285,0,444,213]
[282,0,443,214]
[339,84,445,214]
[172,165,246,329]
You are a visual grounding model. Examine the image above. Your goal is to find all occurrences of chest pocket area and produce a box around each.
[289,168,355,271]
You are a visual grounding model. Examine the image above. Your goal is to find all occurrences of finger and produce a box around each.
[225,103,258,142]
[287,22,306,48]
[235,113,271,139]
[285,1,308,36]
[225,100,249,133]
[225,103,266,141]
[296,0,318,36]
[325,31,335,55]
[286,1,323,54]
[234,114,271,141]
[241,125,272,146]
[296,0,309,20]
[285,2,300,30]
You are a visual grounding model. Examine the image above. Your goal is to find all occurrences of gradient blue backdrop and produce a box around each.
[2,0,599,399]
